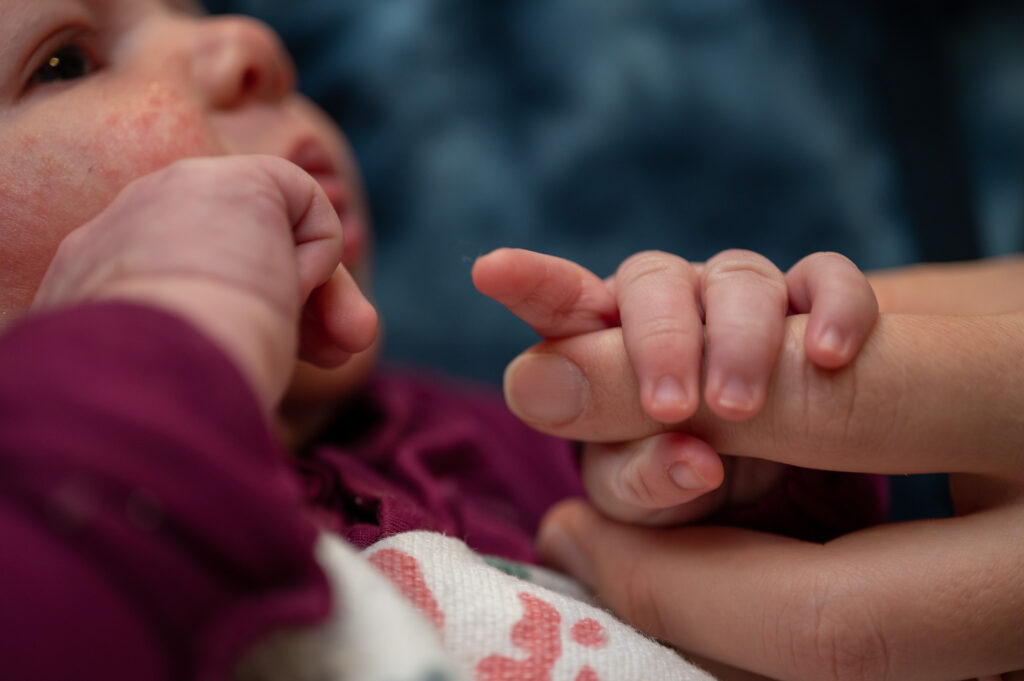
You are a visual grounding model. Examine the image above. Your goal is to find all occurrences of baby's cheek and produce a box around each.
[16,84,218,212]
[91,84,220,187]
[0,87,222,313]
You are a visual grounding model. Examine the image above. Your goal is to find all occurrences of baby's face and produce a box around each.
[0,0,378,405]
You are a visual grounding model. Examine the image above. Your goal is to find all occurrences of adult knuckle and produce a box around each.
[615,560,671,642]
[780,571,892,681]
[764,326,820,446]
[522,278,590,331]
[805,364,859,452]
[826,348,902,459]
[771,324,888,460]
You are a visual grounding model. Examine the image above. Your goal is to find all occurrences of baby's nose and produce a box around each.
[191,15,296,109]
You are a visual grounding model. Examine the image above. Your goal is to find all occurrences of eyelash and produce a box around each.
[27,42,100,92]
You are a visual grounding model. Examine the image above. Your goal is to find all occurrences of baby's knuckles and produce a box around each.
[615,249,698,290]
[119,158,303,309]
[701,249,788,299]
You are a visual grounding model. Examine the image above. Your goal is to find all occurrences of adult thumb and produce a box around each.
[537,499,1024,681]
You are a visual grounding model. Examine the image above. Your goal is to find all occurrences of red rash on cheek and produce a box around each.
[95,84,217,184]
[0,85,222,315]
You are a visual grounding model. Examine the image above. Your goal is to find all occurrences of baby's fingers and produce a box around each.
[472,248,618,338]
[580,434,724,525]
[786,252,878,369]
[614,251,704,423]
[299,265,378,368]
[701,250,788,421]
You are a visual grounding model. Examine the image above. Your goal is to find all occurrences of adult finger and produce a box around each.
[700,250,789,421]
[472,248,618,337]
[787,252,879,369]
[504,313,1024,476]
[538,499,1024,681]
[613,251,704,423]
[503,331,652,432]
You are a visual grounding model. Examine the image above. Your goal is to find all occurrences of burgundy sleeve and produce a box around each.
[0,303,330,681]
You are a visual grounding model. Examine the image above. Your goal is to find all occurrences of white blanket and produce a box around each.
[239,531,716,681]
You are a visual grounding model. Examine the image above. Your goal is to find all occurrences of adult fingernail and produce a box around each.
[505,353,588,425]
[668,462,709,490]
[537,523,597,589]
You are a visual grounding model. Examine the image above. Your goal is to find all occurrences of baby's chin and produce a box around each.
[277,339,381,449]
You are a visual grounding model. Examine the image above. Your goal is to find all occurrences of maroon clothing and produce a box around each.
[0,304,330,681]
[299,375,888,554]
[0,303,885,680]
[298,371,585,563]
[0,303,583,681]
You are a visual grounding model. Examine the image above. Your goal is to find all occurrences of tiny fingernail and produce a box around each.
[717,376,755,411]
[668,462,708,490]
[819,325,847,356]
[650,375,689,416]
[538,524,596,589]
[505,354,588,425]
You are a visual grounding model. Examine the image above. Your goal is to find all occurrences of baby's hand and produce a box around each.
[33,156,377,410]
[474,248,877,523]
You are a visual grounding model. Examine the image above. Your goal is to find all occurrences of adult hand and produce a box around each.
[33,155,377,409]
[517,312,1024,681]
[474,247,877,524]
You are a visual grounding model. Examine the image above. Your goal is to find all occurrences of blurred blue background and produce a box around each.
[203,0,1024,519]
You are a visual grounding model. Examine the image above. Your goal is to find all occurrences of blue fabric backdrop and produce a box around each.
[203,0,1024,519]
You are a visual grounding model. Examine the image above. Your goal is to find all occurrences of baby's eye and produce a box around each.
[30,44,96,87]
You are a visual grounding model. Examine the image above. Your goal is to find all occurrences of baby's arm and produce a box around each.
[5,156,379,680]
[474,247,878,524]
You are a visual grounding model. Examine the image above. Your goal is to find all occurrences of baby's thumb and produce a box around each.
[579,435,724,525]
[298,267,378,367]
